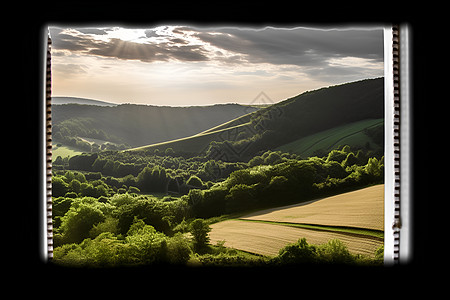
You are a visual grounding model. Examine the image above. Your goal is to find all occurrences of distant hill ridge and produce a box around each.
[129,78,384,160]
[52,97,118,106]
[52,101,260,147]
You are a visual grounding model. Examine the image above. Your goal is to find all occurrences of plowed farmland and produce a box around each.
[209,220,382,257]
[242,184,384,231]
[209,184,384,257]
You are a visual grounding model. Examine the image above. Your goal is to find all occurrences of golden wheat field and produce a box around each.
[209,220,382,257]
[241,184,384,231]
[209,184,384,257]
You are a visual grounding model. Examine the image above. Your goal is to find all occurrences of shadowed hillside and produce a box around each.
[52,103,260,148]
[130,78,384,161]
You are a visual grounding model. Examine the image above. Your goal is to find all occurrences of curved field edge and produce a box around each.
[240,184,384,231]
[236,219,384,239]
[209,220,382,258]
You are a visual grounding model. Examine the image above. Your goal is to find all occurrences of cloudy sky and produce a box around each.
[49,25,384,106]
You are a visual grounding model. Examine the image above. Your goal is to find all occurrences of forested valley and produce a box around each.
[52,144,384,267]
[51,78,385,267]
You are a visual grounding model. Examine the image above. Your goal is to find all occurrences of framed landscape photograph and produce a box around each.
[40,23,411,267]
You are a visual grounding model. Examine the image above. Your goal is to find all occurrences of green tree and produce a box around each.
[326,150,347,163]
[68,179,81,194]
[225,184,257,213]
[342,152,360,168]
[60,203,105,244]
[265,151,282,165]
[165,147,175,156]
[80,183,97,197]
[266,176,288,195]
[52,176,68,197]
[136,166,168,193]
[189,218,211,251]
[248,155,264,167]
[187,188,203,206]
[365,157,383,178]
[125,217,169,264]
[92,157,107,172]
[186,175,203,188]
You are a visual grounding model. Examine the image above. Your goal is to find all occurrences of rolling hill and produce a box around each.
[52,97,118,106]
[275,118,384,158]
[52,103,260,148]
[209,184,384,257]
[129,78,384,160]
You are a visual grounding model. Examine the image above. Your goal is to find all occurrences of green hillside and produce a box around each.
[52,103,260,148]
[129,120,255,154]
[130,78,384,161]
[276,118,384,158]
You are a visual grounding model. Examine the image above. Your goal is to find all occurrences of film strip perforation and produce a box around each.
[392,25,401,263]
[46,33,53,259]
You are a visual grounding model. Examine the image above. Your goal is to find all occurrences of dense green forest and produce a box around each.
[52,145,384,267]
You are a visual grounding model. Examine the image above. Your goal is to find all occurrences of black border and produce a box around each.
[22,4,429,283]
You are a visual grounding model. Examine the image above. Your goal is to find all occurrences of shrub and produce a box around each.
[277,238,317,264]
[326,150,347,163]
[317,239,354,264]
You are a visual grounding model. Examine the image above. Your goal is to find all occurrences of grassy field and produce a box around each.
[276,118,383,158]
[52,144,83,161]
[209,184,384,257]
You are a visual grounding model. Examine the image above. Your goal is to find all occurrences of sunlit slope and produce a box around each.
[128,78,384,158]
[276,118,384,158]
[241,184,384,231]
[128,120,255,153]
[209,184,384,257]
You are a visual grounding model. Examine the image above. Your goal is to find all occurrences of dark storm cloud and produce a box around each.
[86,38,209,62]
[50,28,209,63]
[169,38,188,44]
[195,26,384,67]
[144,29,161,38]
[49,26,383,72]
[76,28,109,35]
[52,32,100,52]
